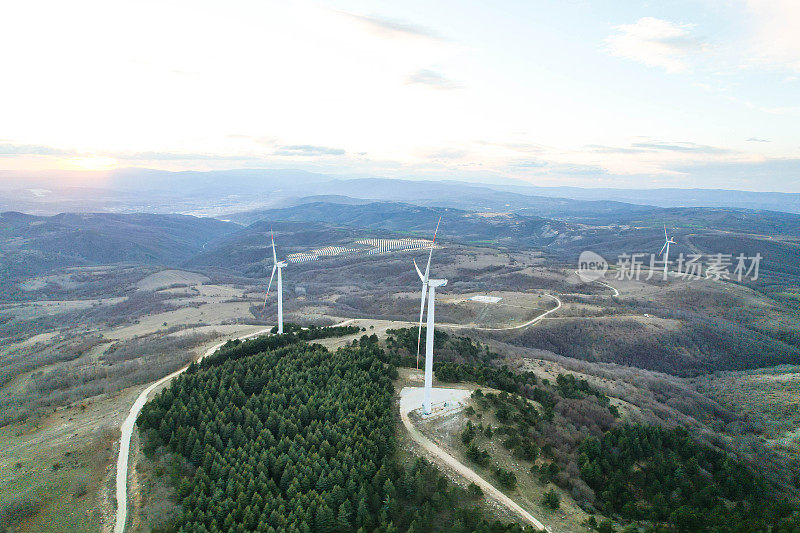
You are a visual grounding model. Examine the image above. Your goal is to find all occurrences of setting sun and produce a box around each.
[68,156,118,171]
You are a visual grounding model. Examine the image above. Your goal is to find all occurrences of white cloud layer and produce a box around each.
[605,17,705,73]
[0,2,797,191]
[745,0,800,72]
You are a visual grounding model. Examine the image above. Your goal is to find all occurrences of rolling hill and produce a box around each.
[216,200,800,296]
[0,212,239,278]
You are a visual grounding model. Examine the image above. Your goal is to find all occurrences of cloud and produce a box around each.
[274,145,346,157]
[745,0,800,72]
[406,68,461,90]
[508,158,606,176]
[118,151,260,161]
[630,141,730,154]
[423,148,469,160]
[509,159,549,169]
[668,157,800,190]
[341,12,442,41]
[746,137,771,142]
[0,143,73,156]
[605,17,706,73]
[552,163,609,176]
[585,141,729,155]
[585,144,647,154]
[506,152,799,191]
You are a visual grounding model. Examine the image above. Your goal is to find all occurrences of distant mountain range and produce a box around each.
[225,201,573,246]
[1,168,798,216]
[210,200,800,291]
[297,177,800,216]
[488,183,800,213]
[2,197,799,297]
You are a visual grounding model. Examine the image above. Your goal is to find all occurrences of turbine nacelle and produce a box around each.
[659,225,677,278]
[659,225,676,255]
[428,278,447,288]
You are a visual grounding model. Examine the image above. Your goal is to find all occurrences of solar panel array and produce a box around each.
[284,238,433,264]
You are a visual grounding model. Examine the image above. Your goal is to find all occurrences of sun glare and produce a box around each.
[68,156,118,171]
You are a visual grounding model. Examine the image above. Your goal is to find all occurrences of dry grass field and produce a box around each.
[1,241,798,532]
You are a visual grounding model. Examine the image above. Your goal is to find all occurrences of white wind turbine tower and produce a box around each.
[413,218,446,415]
[414,217,441,369]
[660,224,676,278]
[264,230,288,334]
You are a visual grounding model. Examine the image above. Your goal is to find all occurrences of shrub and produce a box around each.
[468,483,483,498]
[461,421,477,445]
[466,444,490,467]
[597,519,616,533]
[494,467,517,490]
[543,489,560,510]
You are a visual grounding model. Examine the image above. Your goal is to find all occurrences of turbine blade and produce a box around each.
[413,259,425,281]
[416,283,428,369]
[664,224,668,240]
[271,229,277,263]
[659,242,667,255]
[263,264,277,310]
[423,216,441,280]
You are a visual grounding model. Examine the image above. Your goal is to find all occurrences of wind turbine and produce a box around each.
[264,230,287,334]
[660,225,676,278]
[414,217,441,369]
[413,218,446,415]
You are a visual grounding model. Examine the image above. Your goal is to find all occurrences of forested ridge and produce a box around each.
[137,327,800,532]
[203,323,360,367]
[385,328,800,531]
[579,425,800,532]
[138,334,539,532]
[512,317,800,377]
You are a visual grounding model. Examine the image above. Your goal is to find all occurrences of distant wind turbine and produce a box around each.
[413,218,446,415]
[660,225,676,278]
[264,230,288,334]
[414,217,441,369]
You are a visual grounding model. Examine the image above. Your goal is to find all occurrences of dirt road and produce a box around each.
[451,293,561,332]
[113,327,272,533]
[574,270,619,297]
[399,387,550,532]
[114,320,357,532]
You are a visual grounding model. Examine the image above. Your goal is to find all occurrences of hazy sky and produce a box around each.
[1,0,799,191]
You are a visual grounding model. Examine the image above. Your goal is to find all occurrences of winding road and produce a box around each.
[397,294,562,530]
[439,293,561,333]
[114,320,357,532]
[473,293,561,331]
[399,387,550,532]
[574,270,619,297]
[113,327,272,533]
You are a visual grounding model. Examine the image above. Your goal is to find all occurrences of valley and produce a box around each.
[1,195,799,532]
